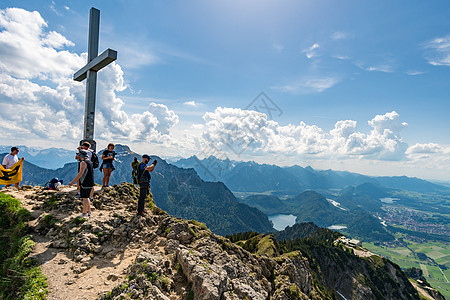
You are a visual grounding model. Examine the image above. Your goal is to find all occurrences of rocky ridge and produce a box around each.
[1,183,436,299]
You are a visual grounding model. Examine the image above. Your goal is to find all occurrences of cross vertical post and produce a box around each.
[84,8,99,150]
[74,7,117,152]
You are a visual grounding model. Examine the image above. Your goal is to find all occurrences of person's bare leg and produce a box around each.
[14,182,19,188]
[89,187,94,198]
[82,198,91,214]
[106,169,112,186]
[102,169,107,186]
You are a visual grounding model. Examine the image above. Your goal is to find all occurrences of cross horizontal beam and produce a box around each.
[73,48,117,82]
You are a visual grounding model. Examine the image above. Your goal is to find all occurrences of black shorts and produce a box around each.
[80,187,92,198]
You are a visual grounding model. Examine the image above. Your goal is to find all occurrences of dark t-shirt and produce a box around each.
[138,162,151,183]
[102,150,116,161]
[80,160,94,188]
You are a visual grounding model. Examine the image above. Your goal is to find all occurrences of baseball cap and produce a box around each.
[142,154,150,159]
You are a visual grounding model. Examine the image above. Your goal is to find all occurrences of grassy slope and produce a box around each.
[0,192,48,300]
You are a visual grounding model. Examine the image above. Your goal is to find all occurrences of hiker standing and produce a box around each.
[69,150,94,217]
[137,154,157,216]
[101,143,116,188]
[2,147,21,188]
[76,142,95,199]
[131,157,139,185]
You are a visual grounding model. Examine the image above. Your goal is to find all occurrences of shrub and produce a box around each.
[0,192,48,299]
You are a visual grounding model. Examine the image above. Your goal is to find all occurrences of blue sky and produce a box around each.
[0,0,449,180]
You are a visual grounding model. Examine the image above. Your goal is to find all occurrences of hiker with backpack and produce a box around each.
[101,143,116,188]
[69,150,94,217]
[76,142,99,199]
[131,157,139,186]
[137,154,157,216]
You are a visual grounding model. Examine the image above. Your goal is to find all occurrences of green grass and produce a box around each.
[364,241,450,299]
[0,192,48,300]
[71,216,86,225]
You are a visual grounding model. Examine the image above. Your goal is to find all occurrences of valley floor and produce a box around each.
[363,241,450,299]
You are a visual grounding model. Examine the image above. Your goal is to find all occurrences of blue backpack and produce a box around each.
[44,178,63,190]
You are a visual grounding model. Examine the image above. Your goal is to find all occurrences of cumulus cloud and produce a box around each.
[424,35,450,66]
[196,108,410,161]
[0,8,84,79]
[406,143,442,154]
[0,8,178,144]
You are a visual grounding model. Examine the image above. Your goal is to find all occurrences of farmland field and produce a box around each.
[364,241,450,299]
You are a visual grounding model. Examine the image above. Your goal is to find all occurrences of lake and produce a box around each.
[380,197,400,203]
[328,225,348,230]
[268,214,297,231]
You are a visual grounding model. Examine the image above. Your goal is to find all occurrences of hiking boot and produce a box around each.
[78,213,87,218]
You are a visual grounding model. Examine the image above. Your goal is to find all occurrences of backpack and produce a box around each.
[44,178,63,190]
[131,160,139,175]
[91,152,99,169]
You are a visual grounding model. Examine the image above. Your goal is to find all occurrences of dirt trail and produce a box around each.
[409,280,434,300]
[3,186,141,300]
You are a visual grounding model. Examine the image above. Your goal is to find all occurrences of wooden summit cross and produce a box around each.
[74,7,117,151]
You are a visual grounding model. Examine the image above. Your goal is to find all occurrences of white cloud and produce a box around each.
[302,43,320,59]
[333,55,350,60]
[406,143,442,154]
[0,8,84,79]
[196,108,410,161]
[424,35,450,66]
[365,65,394,73]
[304,77,339,92]
[331,31,352,41]
[183,100,200,107]
[272,76,339,94]
[0,8,179,145]
[405,70,425,76]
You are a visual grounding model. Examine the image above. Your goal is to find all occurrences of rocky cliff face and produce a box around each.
[2,184,435,299]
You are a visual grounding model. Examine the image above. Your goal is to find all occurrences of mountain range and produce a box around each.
[174,155,449,194]
[2,145,446,194]
[2,144,448,241]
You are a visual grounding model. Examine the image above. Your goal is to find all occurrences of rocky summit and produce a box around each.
[1,183,440,300]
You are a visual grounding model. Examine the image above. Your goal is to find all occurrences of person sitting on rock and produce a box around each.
[137,154,157,216]
[69,150,94,218]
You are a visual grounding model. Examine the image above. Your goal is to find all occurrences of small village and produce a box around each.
[379,207,448,237]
